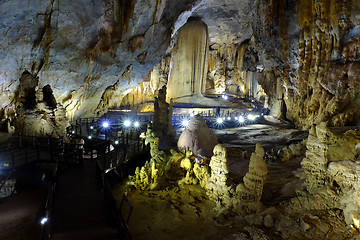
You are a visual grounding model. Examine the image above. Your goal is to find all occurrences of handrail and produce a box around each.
[0,169,15,195]
[96,159,132,240]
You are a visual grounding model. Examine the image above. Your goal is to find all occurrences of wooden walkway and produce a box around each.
[51,159,118,240]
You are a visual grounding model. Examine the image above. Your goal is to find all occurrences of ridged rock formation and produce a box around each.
[291,122,360,227]
[301,122,360,194]
[11,71,67,137]
[166,18,209,103]
[0,0,200,134]
[253,0,360,128]
[234,143,268,211]
[152,85,175,142]
[206,144,235,209]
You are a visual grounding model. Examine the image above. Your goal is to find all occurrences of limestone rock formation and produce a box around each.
[120,55,171,109]
[178,151,199,185]
[0,0,201,129]
[252,0,360,128]
[206,144,235,209]
[129,125,168,190]
[234,143,268,211]
[177,115,219,158]
[167,18,209,103]
[290,122,360,228]
[152,85,175,143]
[301,122,360,194]
[12,71,68,137]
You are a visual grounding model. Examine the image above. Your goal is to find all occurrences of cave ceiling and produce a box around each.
[2,0,360,133]
[0,0,254,120]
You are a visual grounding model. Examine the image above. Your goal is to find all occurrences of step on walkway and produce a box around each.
[51,159,117,240]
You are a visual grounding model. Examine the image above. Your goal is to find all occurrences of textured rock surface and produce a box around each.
[206,144,234,209]
[253,0,360,128]
[0,0,200,131]
[3,0,360,134]
[177,115,219,158]
[234,143,268,212]
[167,18,209,103]
[290,122,360,227]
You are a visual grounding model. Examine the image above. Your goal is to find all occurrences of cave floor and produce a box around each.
[113,120,357,239]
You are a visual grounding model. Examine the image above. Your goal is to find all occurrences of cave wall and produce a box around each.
[2,0,360,135]
[254,0,360,129]
[0,0,200,135]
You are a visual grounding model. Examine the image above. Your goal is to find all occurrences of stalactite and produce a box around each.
[167,19,209,102]
[43,0,55,71]
[152,0,162,25]
[112,0,135,43]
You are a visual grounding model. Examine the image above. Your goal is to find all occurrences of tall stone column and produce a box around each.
[167,18,209,102]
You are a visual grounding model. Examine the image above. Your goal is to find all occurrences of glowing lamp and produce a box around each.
[353,218,360,230]
[124,120,131,127]
[181,119,190,128]
[102,122,109,128]
[88,136,92,139]
[222,95,228,100]
[238,115,245,123]
[40,217,48,225]
[90,126,94,130]
[216,118,223,124]
[134,121,140,127]
[247,114,258,121]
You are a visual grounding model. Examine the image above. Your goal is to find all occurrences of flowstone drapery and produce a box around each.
[167,18,209,103]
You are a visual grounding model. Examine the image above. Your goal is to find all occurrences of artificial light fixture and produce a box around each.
[40,217,48,225]
[238,115,245,123]
[124,120,131,127]
[102,122,109,128]
[247,114,259,121]
[181,119,190,128]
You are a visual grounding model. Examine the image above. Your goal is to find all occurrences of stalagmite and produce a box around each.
[167,18,209,103]
[206,144,235,209]
[177,115,219,158]
[234,143,268,212]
